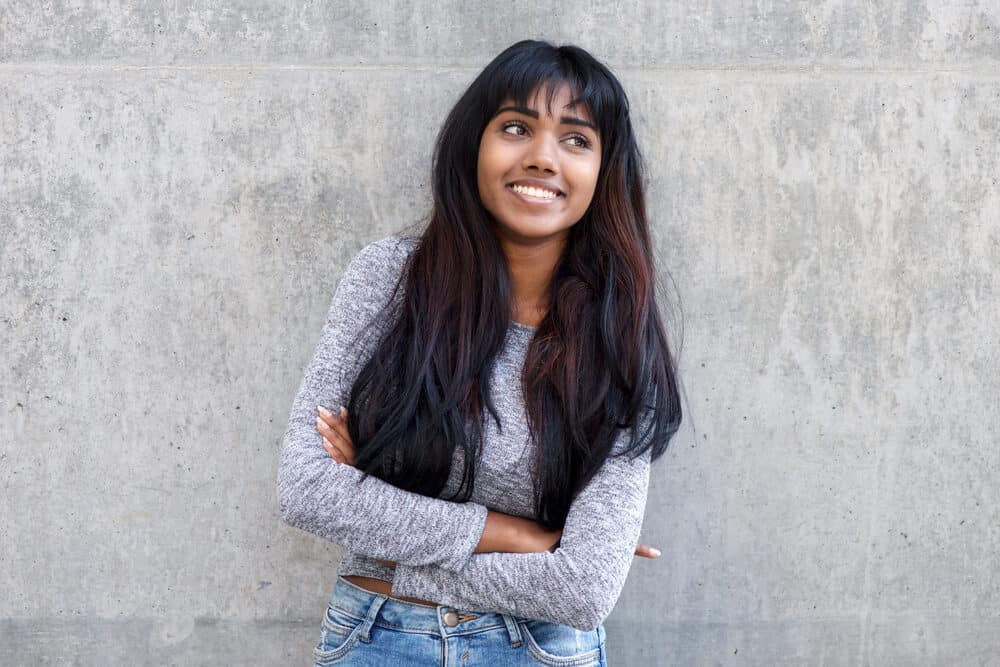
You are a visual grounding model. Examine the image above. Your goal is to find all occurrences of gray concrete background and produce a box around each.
[2,2,998,665]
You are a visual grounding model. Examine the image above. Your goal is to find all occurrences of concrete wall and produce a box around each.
[2,2,997,665]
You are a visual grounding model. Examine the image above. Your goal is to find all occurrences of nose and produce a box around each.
[521,134,557,174]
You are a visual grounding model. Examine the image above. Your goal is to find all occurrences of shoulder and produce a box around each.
[334,234,420,313]
[349,234,420,274]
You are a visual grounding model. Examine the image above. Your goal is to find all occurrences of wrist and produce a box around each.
[476,511,518,554]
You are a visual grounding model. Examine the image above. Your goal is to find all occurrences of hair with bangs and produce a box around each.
[345,39,683,530]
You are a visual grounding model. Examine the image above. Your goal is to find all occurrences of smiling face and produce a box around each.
[477,83,602,245]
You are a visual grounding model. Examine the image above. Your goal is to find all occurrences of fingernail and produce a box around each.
[317,405,332,417]
[650,548,661,557]
[339,406,347,417]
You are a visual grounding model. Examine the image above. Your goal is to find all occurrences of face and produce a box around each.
[477,83,602,245]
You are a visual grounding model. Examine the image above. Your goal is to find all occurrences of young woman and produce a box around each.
[278,39,682,666]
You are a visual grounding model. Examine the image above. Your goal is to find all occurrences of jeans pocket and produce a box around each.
[313,604,366,666]
[518,619,602,666]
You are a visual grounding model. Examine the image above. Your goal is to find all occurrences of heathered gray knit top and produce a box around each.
[277,234,653,632]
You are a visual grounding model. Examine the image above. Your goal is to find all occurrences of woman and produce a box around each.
[278,39,682,666]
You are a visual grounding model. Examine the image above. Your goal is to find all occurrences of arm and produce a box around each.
[391,430,654,631]
[276,237,488,571]
[317,409,565,558]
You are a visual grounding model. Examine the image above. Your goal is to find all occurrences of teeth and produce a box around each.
[512,184,558,199]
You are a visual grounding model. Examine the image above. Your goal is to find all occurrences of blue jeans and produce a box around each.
[312,575,607,666]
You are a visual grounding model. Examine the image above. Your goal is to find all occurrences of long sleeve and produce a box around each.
[391,427,654,632]
[276,236,489,571]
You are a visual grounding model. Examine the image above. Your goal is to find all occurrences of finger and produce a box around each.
[315,415,337,443]
[316,408,355,460]
[322,425,354,465]
[321,427,355,465]
[318,410,356,464]
[315,414,346,446]
[322,426,356,465]
[635,544,658,558]
[315,414,333,437]
[316,406,339,430]
[634,544,661,559]
[316,405,348,433]
[322,437,344,463]
[327,407,352,446]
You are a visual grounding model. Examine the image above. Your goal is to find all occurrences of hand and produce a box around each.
[315,405,356,466]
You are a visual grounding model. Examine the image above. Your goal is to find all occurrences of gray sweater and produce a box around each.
[277,235,653,632]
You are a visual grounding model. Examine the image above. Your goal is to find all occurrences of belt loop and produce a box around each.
[358,593,389,643]
[500,614,523,648]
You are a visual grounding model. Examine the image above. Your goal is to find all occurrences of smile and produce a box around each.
[507,183,562,203]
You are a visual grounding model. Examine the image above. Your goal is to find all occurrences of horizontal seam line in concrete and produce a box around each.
[0,62,999,77]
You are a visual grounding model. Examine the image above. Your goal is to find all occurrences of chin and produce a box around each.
[504,221,575,240]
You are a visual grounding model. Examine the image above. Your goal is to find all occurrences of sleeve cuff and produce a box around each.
[440,502,488,571]
[391,562,449,605]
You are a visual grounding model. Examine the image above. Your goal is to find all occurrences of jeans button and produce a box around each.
[443,611,459,627]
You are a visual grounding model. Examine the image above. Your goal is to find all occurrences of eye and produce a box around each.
[565,134,592,149]
[501,120,528,136]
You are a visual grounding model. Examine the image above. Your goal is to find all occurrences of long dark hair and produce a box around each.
[346,39,683,530]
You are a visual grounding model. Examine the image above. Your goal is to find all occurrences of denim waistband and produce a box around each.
[329,575,524,646]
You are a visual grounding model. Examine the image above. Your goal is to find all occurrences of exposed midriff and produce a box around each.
[342,575,441,608]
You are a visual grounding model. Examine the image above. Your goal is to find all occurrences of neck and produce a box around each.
[497,233,566,324]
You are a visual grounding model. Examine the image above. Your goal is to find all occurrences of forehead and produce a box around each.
[497,81,594,122]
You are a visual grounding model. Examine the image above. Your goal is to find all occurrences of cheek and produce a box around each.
[476,150,494,200]
[477,142,503,192]
[573,160,602,201]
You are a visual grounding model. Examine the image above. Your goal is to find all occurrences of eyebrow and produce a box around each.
[494,105,598,132]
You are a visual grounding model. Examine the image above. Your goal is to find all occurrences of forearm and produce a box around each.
[474,510,555,554]
[393,521,636,631]
[392,447,653,631]
[279,422,490,569]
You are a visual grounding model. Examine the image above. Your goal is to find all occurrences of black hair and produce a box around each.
[348,40,683,530]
